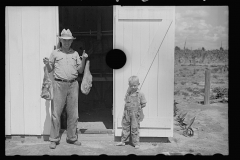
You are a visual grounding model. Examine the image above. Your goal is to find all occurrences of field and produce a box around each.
[171,49,228,155]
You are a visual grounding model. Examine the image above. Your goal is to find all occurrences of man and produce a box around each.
[43,29,88,149]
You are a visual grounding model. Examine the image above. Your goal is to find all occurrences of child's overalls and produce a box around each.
[121,92,142,146]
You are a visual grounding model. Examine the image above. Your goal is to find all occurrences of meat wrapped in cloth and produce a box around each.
[81,60,92,95]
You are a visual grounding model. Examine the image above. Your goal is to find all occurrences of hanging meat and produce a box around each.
[81,60,92,95]
[41,66,53,100]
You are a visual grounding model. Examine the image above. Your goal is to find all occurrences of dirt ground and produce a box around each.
[172,64,228,155]
[5,64,228,156]
[5,100,228,156]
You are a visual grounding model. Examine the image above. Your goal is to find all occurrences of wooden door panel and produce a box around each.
[6,7,59,135]
[114,6,175,137]
[6,7,11,135]
[8,7,25,135]
[22,7,42,135]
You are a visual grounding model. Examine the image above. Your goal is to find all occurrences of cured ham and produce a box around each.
[81,60,92,95]
[41,66,53,100]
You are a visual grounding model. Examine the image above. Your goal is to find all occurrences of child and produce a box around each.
[116,76,147,149]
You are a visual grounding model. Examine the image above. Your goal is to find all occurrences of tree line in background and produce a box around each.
[174,46,228,66]
[175,46,225,52]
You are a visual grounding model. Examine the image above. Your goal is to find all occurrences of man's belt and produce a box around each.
[55,78,76,83]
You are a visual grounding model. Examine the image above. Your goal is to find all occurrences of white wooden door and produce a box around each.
[5,7,59,135]
[114,6,175,137]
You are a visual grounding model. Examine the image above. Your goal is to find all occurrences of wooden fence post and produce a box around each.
[204,69,211,105]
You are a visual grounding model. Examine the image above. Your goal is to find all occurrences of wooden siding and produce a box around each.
[6,7,58,135]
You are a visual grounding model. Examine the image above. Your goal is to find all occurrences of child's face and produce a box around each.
[128,81,139,92]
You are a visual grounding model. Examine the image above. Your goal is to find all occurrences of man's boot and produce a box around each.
[49,142,57,149]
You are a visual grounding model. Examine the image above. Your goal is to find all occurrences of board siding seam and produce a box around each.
[122,19,125,104]
[21,7,25,135]
[113,6,116,134]
[131,19,133,76]
[147,21,149,118]
[6,8,12,135]
[56,7,59,45]
[39,8,42,134]
[157,23,160,117]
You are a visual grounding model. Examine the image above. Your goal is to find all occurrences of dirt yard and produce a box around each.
[171,64,228,155]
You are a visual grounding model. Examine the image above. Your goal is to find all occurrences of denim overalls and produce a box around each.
[121,92,142,145]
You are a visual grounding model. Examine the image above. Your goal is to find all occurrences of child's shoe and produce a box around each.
[134,144,140,149]
[116,142,125,146]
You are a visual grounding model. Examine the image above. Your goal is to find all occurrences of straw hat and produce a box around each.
[58,29,76,39]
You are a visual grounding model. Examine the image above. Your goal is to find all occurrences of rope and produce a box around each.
[140,20,173,89]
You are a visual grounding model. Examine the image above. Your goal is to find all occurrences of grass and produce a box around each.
[192,82,199,85]
[181,92,189,97]
[186,87,193,92]
[174,90,181,96]
[181,82,186,85]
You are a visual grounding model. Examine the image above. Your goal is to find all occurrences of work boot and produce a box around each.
[66,140,81,146]
[134,144,140,149]
[49,142,57,149]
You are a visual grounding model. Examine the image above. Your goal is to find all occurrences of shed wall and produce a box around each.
[6,7,59,135]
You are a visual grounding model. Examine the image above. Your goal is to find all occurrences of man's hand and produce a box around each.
[82,50,88,59]
[43,57,53,73]
[78,50,88,74]
[43,57,49,65]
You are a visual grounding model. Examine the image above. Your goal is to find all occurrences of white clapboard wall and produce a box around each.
[113,6,175,137]
[5,7,59,135]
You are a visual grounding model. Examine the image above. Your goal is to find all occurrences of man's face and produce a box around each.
[60,39,73,49]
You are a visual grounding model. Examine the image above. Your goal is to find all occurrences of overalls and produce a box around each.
[121,92,142,146]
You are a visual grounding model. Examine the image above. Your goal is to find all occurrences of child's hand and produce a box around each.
[126,87,131,95]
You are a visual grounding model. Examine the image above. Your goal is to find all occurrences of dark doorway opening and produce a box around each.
[59,6,113,131]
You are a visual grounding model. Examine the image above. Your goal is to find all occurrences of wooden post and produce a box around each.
[204,69,211,105]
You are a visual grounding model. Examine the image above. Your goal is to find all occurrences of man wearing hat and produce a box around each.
[43,29,88,149]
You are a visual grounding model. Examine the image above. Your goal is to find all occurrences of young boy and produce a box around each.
[116,76,147,149]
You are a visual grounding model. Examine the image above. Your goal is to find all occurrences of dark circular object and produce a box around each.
[105,49,126,69]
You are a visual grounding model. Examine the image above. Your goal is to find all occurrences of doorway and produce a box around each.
[59,6,113,132]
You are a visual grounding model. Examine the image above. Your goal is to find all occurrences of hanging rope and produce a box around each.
[139,20,173,90]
